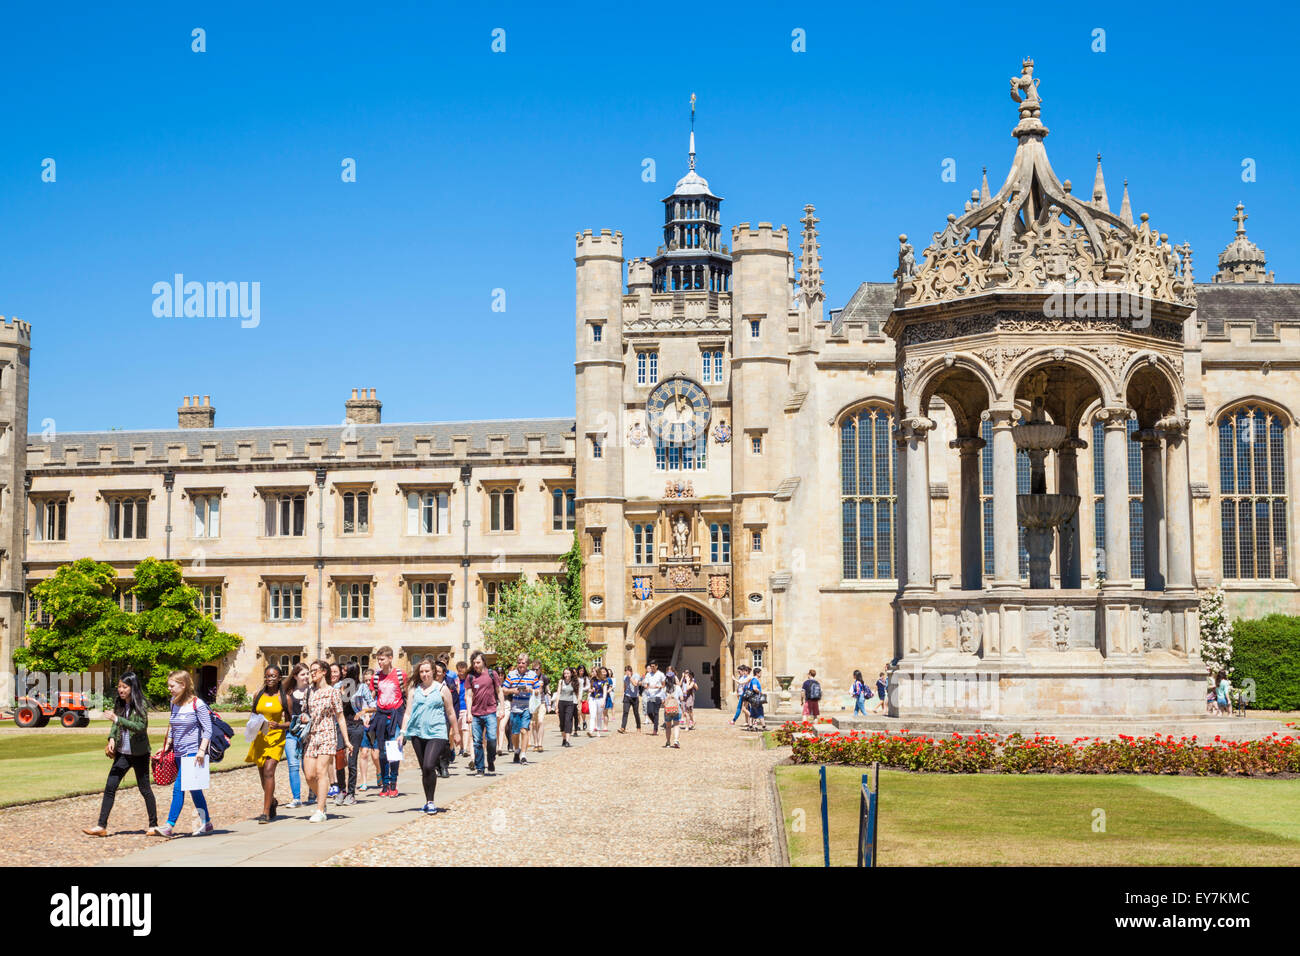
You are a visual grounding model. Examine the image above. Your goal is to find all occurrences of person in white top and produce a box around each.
[640,663,666,735]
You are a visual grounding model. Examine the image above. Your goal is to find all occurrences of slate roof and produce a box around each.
[30,417,577,461]
[1195,283,1300,339]
[829,282,894,336]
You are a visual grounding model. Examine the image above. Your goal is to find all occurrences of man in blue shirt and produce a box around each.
[503,654,537,764]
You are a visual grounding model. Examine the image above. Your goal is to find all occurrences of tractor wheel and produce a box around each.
[33,710,50,728]
[74,713,91,728]
[14,705,40,728]
[61,710,79,728]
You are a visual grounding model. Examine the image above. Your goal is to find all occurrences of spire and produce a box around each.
[1232,202,1248,237]
[1091,153,1109,212]
[1118,179,1132,226]
[980,166,991,203]
[688,92,697,171]
[799,204,823,306]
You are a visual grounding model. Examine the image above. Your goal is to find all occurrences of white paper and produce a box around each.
[180,754,211,791]
[244,714,267,741]
[385,739,403,762]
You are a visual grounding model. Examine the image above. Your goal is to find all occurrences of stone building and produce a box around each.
[572,66,1300,711]
[3,62,1297,710]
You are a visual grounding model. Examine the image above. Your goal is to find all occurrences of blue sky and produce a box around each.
[2,1,1297,432]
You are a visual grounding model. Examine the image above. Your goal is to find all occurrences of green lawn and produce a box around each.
[0,716,252,807]
[777,765,1300,866]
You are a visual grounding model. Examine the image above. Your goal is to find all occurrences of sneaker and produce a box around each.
[474,769,485,776]
[618,729,626,734]
[152,824,173,838]
[82,826,108,837]
[327,785,339,797]
[518,756,528,765]
[192,819,214,836]
[256,814,270,825]
[343,794,356,806]
[309,811,327,823]
[285,799,301,809]
[333,793,345,806]
[673,743,680,749]
[357,784,368,792]
[512,753,521,764]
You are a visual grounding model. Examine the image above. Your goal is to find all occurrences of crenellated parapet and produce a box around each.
[731,222,790,255]
[0,316,33,347]
[575,229,624,261]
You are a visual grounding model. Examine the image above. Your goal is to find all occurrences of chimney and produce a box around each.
[344,387,382,425]
[178,394,215,429]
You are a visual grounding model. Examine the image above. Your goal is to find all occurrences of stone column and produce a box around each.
[1134,428,1166,591]
[1160,416,1195,591]
[1056,437,1086,588]
[1098,407,1132,588]
[986,407,1020,588]
[902,417,935,590]
[894,431,908,588]
[950,435,986,590]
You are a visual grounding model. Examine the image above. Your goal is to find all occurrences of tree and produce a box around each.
[479,575,592,687]
[560,529,583,620]
[16,558,133,676]
[15,557,242,700]
[1198,586,1234,681]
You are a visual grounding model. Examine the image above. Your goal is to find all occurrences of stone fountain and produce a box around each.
[1014,372,1081,589]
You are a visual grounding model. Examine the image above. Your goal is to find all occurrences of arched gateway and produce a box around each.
[635,597,727,708]
[885,58,1204,719]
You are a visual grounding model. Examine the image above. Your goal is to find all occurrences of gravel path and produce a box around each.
[325,709,786,867]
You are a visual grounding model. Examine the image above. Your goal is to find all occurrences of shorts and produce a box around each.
[663,713,681,726]
[508,710,532,735]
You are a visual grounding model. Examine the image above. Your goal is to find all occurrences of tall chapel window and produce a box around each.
[1218,407,1288,579]
[840,407,895,580]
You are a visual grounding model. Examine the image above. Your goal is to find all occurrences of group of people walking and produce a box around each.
[81,652,727,838]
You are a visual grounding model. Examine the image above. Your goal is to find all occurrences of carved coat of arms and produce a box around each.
[632,576,653,601]
[713,420,731,444]
[664,480,694,499]
[708,574,729,599]
[669,566,694,589]
[627,421,647,448]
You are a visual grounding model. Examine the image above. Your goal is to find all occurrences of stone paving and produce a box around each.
[0,707,784,866]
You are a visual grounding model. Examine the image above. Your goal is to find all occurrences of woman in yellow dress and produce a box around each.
[245,665,291,823]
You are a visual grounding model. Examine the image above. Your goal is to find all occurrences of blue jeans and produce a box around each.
[284,733,303,800]
[472,713,498,770]
[733,697,744,721]
[375,707,403,790]
[167,754,209,826]
[853,695,868,715]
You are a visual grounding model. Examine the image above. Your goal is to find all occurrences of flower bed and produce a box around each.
[773,720,1300,776]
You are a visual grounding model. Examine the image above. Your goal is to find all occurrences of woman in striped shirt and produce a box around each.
[156,671,213,837]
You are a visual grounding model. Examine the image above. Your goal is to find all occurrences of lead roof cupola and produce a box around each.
[649,94,732,294]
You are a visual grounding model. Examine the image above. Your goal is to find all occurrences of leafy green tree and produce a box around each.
[130,558,243,698]
[15,558,132,675]
[479,575,592,688]
[15,557,242,700]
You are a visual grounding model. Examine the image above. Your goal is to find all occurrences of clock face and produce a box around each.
[647,377,711,443]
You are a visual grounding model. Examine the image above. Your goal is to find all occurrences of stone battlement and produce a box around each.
[27,419,577,471]
[731,222,789,253]
[575,229,624,260]
[0,316,33,344]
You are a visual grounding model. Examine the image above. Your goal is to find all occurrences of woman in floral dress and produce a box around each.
[303,660,351,823]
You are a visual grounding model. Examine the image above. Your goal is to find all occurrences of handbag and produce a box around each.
[334,747,347,771]
[151,745,178,786]
[581,700,589,715]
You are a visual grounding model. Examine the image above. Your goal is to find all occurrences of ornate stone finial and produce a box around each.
[1175,242,1194,284]
[980,166,991,203]
[1213,202,1273,284]
[798,203,823,307]
[1010,57,1041,117]
[894,233,918,281]
[1092,153,1109,211]
[1118,179,1133,227]
[688,92,697,171]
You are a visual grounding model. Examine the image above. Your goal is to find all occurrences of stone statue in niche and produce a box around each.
[957,608,981,654]
[672,512,690,558]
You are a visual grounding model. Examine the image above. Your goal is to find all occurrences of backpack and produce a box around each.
[663,693,680,716]
[807,680,822,701]
[197,700,235,764]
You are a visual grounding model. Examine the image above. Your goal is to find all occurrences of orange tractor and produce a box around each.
[12,690,91,728]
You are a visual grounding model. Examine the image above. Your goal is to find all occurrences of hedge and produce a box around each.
[1231,614,1300,711]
